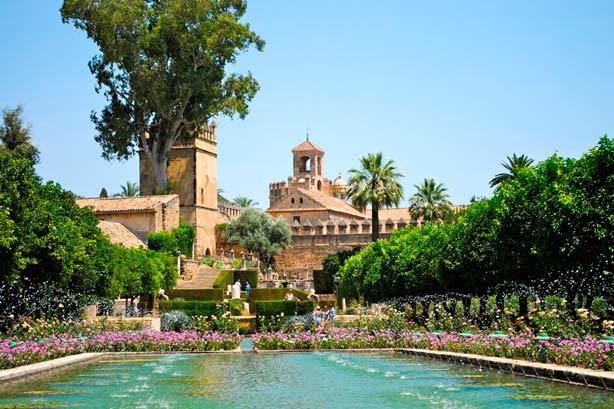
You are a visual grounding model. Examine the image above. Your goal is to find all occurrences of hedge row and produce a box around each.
[166,288,223,301]
[213,270,259,289]
[158,300,218,317]
[249,288,309,311]
[255,300,315,317]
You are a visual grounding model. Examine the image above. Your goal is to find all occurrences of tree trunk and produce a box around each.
[371,206,379,242]
[152,155,169,192]
[462,296,471,318]
[478,296,488,328]
[519,295,528,318]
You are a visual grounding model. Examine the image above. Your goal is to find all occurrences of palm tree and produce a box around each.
[408,178,452,223]
[233,196,259,209]
[119,181,139,197]
[346,152,404,242]
[217,188,230,204]
[489,154,534,189]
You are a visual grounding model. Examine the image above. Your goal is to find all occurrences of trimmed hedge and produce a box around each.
[158,300,217,317]
[213,270,234,289]
[166,289,223,301]
[249,288,309,312]
[213,270,258,289]
[255,300,315,318]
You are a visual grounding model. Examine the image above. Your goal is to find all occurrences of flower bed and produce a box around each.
[253,329,614,371]
[0,330,240,370]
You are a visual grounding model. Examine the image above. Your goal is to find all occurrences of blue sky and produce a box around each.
[1,1,612,206]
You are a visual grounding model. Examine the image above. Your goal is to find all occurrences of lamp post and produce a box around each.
[334,275,341,307]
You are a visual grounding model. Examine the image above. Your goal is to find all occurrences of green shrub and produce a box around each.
[166,289,223,301]
[159,300,218,317]
[313,270,333,294]
[160,310,191,332]
[229,299,244,316]
[231,259,242,269]
[147,222,195,257]
[201,256,214,267]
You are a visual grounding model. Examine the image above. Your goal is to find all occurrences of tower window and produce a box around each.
[299,198,304,204]
[291,198,295,204]
[299,156,311,172]
[293,216,301,224]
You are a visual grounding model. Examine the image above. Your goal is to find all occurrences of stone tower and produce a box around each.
[139,123,218,256]
[292,137,325,191]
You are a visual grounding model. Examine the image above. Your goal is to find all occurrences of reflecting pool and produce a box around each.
[1,352,613,408]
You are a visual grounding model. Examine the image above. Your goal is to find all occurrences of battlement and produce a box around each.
[197,121,217,143]
[288,218,415,246]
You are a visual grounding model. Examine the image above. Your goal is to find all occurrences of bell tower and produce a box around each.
[291,136,325,191]
[139,123,218,256]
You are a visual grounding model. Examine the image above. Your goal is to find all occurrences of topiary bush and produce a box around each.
[160,310,191,332]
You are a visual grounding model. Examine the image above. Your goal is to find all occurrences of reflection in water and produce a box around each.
[0,352,613,409]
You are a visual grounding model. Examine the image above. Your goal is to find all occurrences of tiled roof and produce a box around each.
[76,195,178,213]
[269,188,365,219]
[98,220,146,248]
[292,138,324,153]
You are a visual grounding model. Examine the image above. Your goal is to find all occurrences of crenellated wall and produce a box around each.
[274,218,415,274]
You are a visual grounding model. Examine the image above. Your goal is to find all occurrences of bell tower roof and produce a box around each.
[292,137,324,153]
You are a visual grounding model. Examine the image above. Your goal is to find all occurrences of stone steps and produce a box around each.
[177,266,220,289]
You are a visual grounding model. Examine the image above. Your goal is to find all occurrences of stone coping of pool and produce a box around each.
[1,348,612,391]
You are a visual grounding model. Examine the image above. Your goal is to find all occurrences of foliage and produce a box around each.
[337,137,614,308]
[234,270,258,288]
[117,180,139,197]
[160,310,192,332]
[213,270,234,289]
[346,152,404,241]
[233,196,259,208]
[5,317,144,340]
[166,288,223,301]
[229,299,244,316]
[0,105,39,163]
[408,178,452,223]
[61,0,264,189]
[158,300,218,317]
[225,208,291,270]
[147,222,195,257]
[489,153,534,189]
[1,330,241,369]
[317,248,361,293]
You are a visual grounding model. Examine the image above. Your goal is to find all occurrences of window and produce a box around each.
[299,156,311,172]
[293,216,301,224]
[317,180,322,191]
[299,197,304,204]
[291,198,295,204]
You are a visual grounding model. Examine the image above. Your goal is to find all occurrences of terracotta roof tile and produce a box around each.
[98,220,146,248]
[291,138,324,153]
[76,195,178,213]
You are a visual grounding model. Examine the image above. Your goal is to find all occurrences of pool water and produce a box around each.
[1,352,613,408]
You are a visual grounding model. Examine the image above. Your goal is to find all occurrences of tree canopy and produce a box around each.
[346,152,404,241]
[61,0,265,190]
[224,209,291,270]
[338,136,613,307]
[0,105,39,163]
[408,178,452,223]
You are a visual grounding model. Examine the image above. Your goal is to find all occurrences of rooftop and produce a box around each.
[76,195,178,213]
[291,137,324,153]
[98,220,146,248]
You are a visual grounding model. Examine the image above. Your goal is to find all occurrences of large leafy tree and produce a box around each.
[408,178,452,223]
[233,196,258,208]
[61,0,265,190]
[0,105,39,163]
[225,209,291,270]
[489,154,534,189]
[346,152,404,242]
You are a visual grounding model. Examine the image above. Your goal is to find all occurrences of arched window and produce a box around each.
[291,198,295,204]
[205,248,211,256]
[299,156,311,172]
[317,180,322,191]
[299,197,304,204]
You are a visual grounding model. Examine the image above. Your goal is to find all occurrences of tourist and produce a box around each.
[322,305,329,326]
[314,306,323,327]
[284,289,295,301]
[157,288,169,301]
[131,296,140,317]
[328,305,336,323]
[245,281,251,300]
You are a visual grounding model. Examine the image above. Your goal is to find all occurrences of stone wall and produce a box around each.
[273,219,411,274]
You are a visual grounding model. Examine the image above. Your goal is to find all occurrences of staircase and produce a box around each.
[177,265,220,289]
